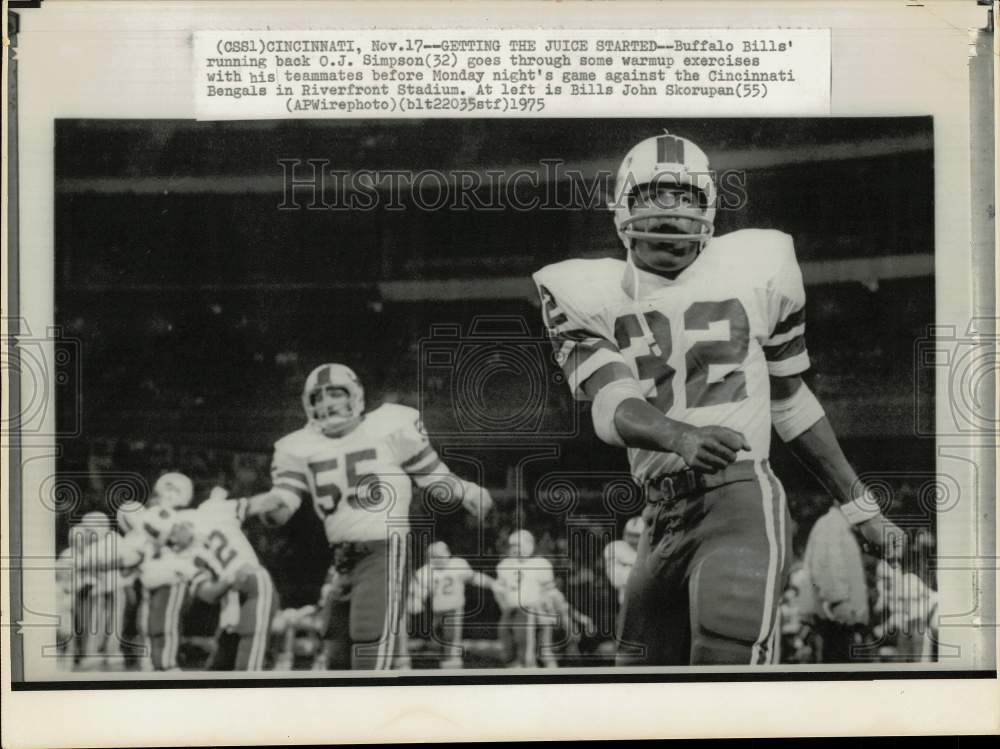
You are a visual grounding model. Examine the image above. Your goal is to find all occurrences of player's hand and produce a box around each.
[856,513,906,563]
[674,425,750,473]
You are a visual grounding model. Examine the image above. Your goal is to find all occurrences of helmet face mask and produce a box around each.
[613,134,717,276]
[302,364,365,438]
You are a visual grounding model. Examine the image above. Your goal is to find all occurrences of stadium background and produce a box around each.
[54,117,936,664]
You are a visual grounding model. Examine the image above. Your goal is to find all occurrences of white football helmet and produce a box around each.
[508,529,535,558]
[302,363,365,437]
[153,472,194,509]
[612,132,717,250]
[428,541,451,565]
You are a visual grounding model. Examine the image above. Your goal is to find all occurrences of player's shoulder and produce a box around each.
[704,229,796,274]
[274,426,318,454]
[533,257,628,312]
[364,402,422,437]
[195,497,239,525]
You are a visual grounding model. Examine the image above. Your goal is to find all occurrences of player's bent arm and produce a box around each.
[583,374,750,473]
[244,487,303,527]
[770,374,905,559]
[411,466,493,517]
[469,572,497,590]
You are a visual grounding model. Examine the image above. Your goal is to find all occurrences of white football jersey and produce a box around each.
[496,556,556,612]
[414,558,475,612]
[533,229,810,482]
[271,403,438,543]
[179,499,260,588]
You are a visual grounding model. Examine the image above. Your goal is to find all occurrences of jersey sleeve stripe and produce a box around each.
[771,307,806,337]
[274,469,308,484]
[274,480,310,502]
[551,327,604,344]
[764,323,805,347]
[404,450,441,474]
[400,444,435,469]
[763,333,806,362]
[767,351,810,377]
[409,457,443,476]
[559,337,619,375]
[569,356,634,399]
[546,310,569,327]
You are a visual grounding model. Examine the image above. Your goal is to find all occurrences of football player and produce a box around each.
[411,541,497,668]
[114,472,199,671]
[161,492,277,671]
[494,529,558,667]
[533,132,905,666]
[243,363,493,670]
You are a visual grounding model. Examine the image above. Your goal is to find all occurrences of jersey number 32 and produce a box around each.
[614,298,750,411]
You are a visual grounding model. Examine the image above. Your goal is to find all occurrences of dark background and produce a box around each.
[54,118,936,639]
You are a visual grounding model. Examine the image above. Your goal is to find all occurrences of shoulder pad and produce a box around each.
[533,258,627,319]
[703,229,795,278]
[274,427,314,453]
[365,403,421,435]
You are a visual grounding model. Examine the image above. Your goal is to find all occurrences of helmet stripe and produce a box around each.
[315,365,332,387]
[656,135,684,164]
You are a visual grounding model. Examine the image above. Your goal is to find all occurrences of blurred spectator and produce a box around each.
[799,505,870,663]
[873,560,938,661]
[779,565,817,663]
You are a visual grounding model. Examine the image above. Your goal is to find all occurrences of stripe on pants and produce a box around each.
[750,461,781,665]
[247,569,274,670]
[162,583,183,669]
[762,460,788,665]
[139,589,151,669]
[376,534,407,670]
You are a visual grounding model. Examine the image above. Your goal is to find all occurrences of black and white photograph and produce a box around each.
[43,115,943,676]
[2,1,995,745]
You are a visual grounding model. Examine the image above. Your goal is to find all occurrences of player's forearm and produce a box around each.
[612,397,690,453]
[783,416,862,505]
[245,489,288,516]
[246,488,301,527]
[471,573,496,589]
